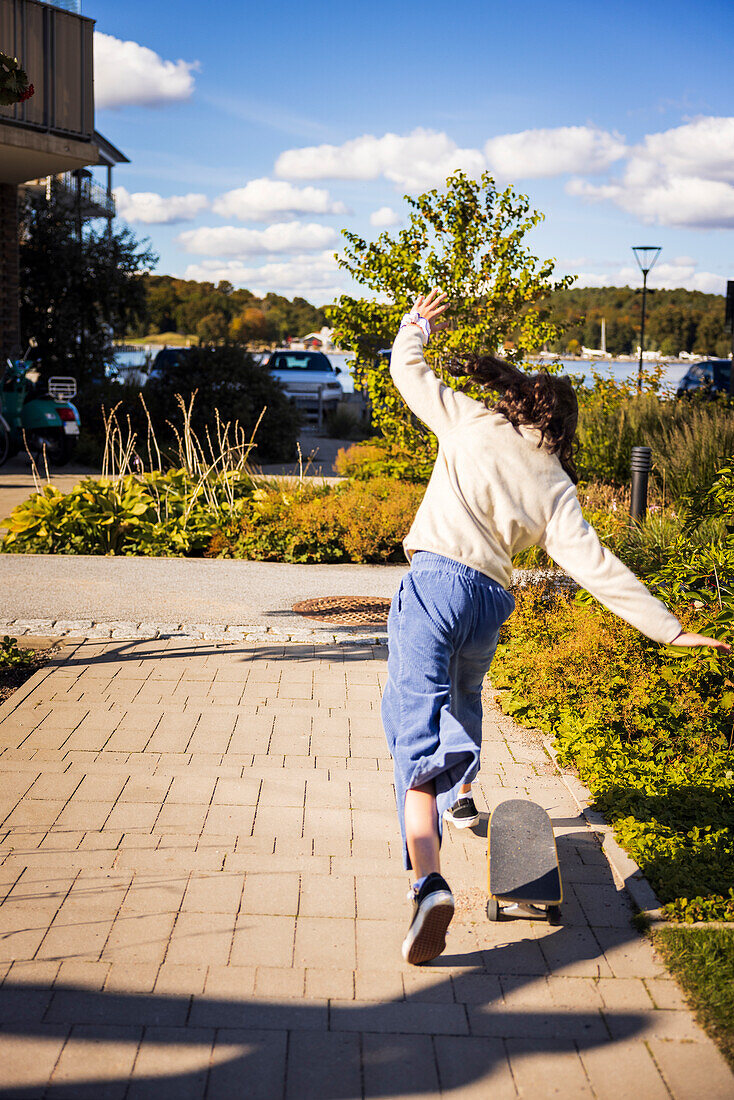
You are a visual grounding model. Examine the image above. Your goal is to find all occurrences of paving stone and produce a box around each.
[645,976,689,1011]
[206,1028,288,1098]
[648,1036,734,1099]
[240,871,300,916]
[49,1023,142,1095]
[127,1026,214,1099]
[181,873,244,914]
[285,1030,361,1099]
[0,1025,71,1096]
[294,916,357,970]
[1,636,731,1098]
[230,915,296,968]
[580,1039,671,1100]
[434,1034,518,1098]
[299,873,355,919]
[505,1037,595,1098]
[362,1032,441,1098]
[102,912,176,965]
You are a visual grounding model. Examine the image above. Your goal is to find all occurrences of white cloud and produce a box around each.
[182,252,343,304]
[94,32,198,109]
[567,116,734,229]
[370,205,400,228]
[572,258,725,294]
[177,221,337,257]
[212,179,347,222]
[275,128,485,190]
[641,116,734,184]
[484,126,626,179]
[115,187,208,224]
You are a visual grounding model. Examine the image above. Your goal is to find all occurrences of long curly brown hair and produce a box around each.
[447,352,579,483]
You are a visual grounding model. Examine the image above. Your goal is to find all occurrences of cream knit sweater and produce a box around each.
[390,326,682,645]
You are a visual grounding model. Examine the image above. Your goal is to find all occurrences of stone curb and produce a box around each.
[541,735,666,920]
[0,618,387,647]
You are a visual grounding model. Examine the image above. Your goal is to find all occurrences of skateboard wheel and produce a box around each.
[546,905,561,925]
[486,897,501,922]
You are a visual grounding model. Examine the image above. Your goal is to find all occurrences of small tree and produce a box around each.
[329,171,572,454]
[19,189,156,386]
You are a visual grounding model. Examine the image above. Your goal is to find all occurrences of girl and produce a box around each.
[382,288,730,966]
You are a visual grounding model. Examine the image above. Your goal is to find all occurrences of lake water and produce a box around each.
[112,348,691,397]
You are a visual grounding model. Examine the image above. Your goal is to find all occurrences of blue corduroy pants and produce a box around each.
[382,551,515,870]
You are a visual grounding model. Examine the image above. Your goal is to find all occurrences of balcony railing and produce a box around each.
[24,171,116,218]
[0,0,94,141]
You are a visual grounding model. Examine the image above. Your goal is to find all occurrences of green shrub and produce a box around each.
[324,405,372,442]
[576,372,734,500]
[491,462,734,918]
[207,477,424,563]
[491,582,733,915]
[74,346,301,468]
[0,636,35,670]
[335,438,436,482]
[148,344,300,463]
[1,470,254,557]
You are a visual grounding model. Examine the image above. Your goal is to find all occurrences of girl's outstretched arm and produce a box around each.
[669,630,730,653]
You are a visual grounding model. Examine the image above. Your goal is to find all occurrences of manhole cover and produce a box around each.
[292,596,392,626]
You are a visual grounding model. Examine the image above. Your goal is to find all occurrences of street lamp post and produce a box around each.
[632,246,661,393]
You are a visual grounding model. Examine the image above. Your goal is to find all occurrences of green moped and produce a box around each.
[0,356,80,467]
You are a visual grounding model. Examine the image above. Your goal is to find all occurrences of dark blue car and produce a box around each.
[676,358,732,398]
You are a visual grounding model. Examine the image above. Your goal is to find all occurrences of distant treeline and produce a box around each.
[128,275,327,344]
[544,285,730,358]
[129,276,729,358]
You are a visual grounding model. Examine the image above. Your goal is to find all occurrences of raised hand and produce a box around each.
[412,288,450,332]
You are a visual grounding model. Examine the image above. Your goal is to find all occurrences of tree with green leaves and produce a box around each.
[19,189,156,386]
[329,171,572,456]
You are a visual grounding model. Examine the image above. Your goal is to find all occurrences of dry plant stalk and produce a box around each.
[98,391,266,528]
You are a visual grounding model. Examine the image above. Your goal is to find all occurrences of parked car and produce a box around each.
[264,349,344,421]
[148,346,193,383]
[676,358,732,398]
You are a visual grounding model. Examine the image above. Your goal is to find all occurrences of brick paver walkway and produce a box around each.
[0,638,732,1098]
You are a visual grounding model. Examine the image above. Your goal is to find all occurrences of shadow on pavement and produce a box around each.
[54,640,389,668]
[0,922,648,1097]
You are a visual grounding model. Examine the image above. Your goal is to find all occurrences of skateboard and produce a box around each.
[487,799,562,923]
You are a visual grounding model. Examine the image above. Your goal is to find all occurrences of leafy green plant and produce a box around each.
[335,439,436,483]
[490,462,734,920]
[1,394,257,557]
[0,636,35,670]
[575,372,734,500]
[664,891,734,923]
[207,477,424,564]
[324,405,372,442]
[329,171,571,462]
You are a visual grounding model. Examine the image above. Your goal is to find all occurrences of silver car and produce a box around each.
[265,350,344,422]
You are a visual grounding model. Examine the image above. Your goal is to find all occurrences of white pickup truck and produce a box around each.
[265,349,344,422]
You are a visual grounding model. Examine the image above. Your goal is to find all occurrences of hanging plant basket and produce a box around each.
[0,52,34,107]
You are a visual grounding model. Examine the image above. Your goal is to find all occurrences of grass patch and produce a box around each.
[652,928,734,1067]
[119,333,198,346]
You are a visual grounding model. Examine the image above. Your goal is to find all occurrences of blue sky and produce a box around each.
[89,0,734,303]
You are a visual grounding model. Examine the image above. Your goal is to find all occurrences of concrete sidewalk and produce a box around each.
[0,638,732,1098]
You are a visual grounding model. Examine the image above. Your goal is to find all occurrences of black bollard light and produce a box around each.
[630,446,652,523]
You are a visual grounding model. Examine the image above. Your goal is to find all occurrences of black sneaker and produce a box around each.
[402,872,455,965]
[444,796,480,829]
